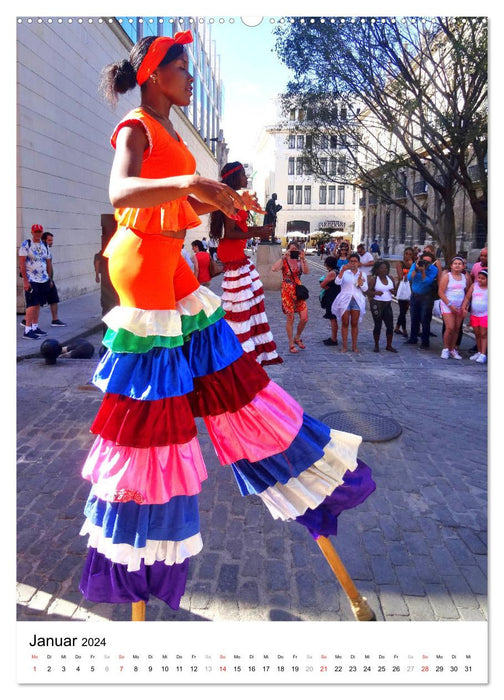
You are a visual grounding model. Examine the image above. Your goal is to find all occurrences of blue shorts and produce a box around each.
[25,280,51,308]
[346,297,360,312]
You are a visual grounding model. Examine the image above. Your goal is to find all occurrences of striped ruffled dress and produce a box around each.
[218,236,283,366]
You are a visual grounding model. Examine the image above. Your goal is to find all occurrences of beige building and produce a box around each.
[16,16,227,311]
[253,103,358,246]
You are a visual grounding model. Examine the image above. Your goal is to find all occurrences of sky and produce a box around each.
[209,17,294,164]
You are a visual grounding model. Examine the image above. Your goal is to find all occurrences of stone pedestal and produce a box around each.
[255,243,283,291]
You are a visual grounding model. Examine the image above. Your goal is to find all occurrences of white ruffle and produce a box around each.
[226,312,269,334]
[102,286,222,337]
[222,274,262,293]
[257,429,362,520]
[80,521,203,571]
[221,295,265,313]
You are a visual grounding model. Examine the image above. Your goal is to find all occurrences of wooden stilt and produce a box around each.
[131,601,146,621]
[316,535,376,621]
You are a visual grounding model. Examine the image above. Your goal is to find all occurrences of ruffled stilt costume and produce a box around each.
[217,214,283,366]
[79,108,375,608]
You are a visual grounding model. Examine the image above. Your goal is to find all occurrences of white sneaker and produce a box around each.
[450,349,463,360]
[475,354,487,364]
[440,348,450,359]
[469,352,481,361]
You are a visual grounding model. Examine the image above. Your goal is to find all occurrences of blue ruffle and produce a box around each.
[84,490,200,547]
[231,413,331,496]
[93,318,244,400]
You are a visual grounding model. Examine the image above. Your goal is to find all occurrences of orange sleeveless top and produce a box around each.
[110,107,201,234]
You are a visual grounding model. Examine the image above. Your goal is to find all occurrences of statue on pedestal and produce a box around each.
[263,193,282,243]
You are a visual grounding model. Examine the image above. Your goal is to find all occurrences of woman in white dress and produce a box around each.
[331,252,368,353]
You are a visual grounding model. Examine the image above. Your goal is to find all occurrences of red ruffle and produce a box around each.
[91,393,197,447]
[224,300,266,323]
[187,354,270,417]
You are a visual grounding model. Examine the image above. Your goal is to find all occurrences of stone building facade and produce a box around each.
[16,16,226,311]
[253,104,358,245]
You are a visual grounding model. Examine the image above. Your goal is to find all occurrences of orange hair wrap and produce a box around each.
[136,30,193,86]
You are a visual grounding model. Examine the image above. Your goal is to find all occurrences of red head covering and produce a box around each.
[31,224,43,233]
[136,30,193,86]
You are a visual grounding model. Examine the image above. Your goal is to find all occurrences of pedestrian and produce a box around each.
[201,237,208,250]
[356,243,374,277]
[471,247,488,282]
[335,240,350,272]
[40,232,67,327]
[367,259,398,353]
[438,256,469,360]
[209,161,282,366]
[181,243,194,272]
[406,251,439,349]
[319,256,339,346]
[191,239,211,287]
[370,239,381,260]
[271,241,310,353]
[18,224,51,340]
[394,246,414,338]
[462,270,488,364]
[79,30,375,610]
[331,252,368,353]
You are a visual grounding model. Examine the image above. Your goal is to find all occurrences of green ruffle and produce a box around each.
[103,307,226,353]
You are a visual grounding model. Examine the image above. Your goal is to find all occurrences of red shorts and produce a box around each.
[470,315,487,328]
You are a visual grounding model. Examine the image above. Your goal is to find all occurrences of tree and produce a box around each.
[274,16,487,260]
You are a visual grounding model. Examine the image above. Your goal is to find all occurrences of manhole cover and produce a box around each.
[320,411,402,442]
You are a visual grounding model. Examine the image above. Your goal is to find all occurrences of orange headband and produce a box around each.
[136,30,193,86]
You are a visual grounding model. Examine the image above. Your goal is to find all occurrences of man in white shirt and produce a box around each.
[357,244,375,278]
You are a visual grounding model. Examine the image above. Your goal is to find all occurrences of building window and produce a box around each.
[304,186,312,205]
[330,135,338,149]
[338,156,346,176]
[289,108,296,121]
[287,186,294,205]
[288,157,295,175]
[320,158,328,174]
[338,186,345,205]
[319,186,327,205]
[352,186,356,205]
[296,158,303,175]
[289,134,296,149]
[305,134,313,149]
[297,135,304,149]
[295,186,303,205]
[320,134,329,149]
[329,157,337,176]
[328,186,336,205]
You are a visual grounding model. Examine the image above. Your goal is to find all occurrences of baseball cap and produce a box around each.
[31,224,43,233]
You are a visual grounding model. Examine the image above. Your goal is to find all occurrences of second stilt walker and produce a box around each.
[210,161,283,366]
[79,30,376,613]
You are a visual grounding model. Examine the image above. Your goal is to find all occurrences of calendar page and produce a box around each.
[13,2,492,694]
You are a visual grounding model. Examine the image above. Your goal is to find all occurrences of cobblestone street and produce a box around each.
[16,257,487,624]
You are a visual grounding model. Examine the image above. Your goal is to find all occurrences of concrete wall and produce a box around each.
[16,18,218,311]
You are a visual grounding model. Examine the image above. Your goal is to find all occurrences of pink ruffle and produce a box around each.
[82,436,208,505]
[204,381,303,464]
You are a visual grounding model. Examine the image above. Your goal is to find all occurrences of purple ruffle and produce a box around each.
[79,548,189,609]
[295,460,376,539]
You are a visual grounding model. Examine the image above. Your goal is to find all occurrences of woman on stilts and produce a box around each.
[78,30,376,616]
[209,162,283,366]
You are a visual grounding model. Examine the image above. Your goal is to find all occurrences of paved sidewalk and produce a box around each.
[16,262,487,623]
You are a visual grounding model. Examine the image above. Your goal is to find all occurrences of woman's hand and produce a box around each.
[238,190,266,214]
[190,176,246,219]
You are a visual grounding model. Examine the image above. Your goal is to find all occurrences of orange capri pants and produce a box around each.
[105,228,199,310]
